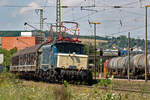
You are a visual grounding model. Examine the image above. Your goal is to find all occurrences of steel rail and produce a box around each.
[73,84,150,94]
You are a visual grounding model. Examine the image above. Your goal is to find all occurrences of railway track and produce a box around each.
[74,84,150,94]
[69,78,150,94]
[21,77,150,94]
[101,87,150,94]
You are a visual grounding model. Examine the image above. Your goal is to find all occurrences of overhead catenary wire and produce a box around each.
[1,0,150,39]
[67,1,148,22]
[120,9,146,16]
[64,0,149,25]
[1,1,148,23]
[73,1,150,38]
[68,14,146,38]
[108,24,150,36]
[0,5,147,8]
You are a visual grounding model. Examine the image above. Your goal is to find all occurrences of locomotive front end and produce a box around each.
[50,41,92,82]
[54,42,88,70]
[56,53,88,70]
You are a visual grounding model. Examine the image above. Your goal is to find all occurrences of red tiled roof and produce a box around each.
[2,37,36,50]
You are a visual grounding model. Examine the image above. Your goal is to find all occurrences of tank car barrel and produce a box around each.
[106,54,150,79]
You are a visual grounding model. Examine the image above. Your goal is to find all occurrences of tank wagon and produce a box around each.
[105,54,150,79]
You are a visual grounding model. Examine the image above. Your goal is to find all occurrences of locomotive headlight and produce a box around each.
[72,52,76,56]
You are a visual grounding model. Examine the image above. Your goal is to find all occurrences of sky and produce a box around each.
[0,0,150,39]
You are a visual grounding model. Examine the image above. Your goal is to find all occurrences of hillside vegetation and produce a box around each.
[0,31,148,50]
[99,35,147,50]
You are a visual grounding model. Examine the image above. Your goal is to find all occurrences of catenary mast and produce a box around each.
[56,0,61,32]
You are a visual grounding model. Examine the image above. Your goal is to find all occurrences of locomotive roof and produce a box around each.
[12,41,83,57]
[54,41,83,45]
[12,44,42,57]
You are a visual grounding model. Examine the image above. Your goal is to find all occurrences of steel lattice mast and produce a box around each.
[39,9,44,42]
[56,0,61,32]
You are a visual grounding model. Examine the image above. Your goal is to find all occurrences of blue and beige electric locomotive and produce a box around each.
[10,22,92,83]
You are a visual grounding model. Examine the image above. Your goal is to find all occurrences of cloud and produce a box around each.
[62,0,84,6]
[47,0,55,4]
[47,0,84,6]
[20,2,40,14]
[11,10,18,18]
[11,12,17,18]
[0,0,8,6]
[7,23,12,26]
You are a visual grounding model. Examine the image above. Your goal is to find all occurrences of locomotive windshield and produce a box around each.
[55,42,84,54]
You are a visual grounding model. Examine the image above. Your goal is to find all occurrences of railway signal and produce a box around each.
[100,49,103,56]
[118,50,121,56]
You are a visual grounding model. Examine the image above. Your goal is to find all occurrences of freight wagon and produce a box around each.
[105,54,150,79]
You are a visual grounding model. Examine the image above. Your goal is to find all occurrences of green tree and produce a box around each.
[83,44,95,55]
[0,48,17,70]
[83,45,90,55]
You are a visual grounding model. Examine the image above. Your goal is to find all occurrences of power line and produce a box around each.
[0,5,147,8]
[121,9,146,16]
[108,24,150,36]
[65,1,150,37]
[66,1,147,22]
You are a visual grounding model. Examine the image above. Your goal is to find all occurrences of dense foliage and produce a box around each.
[0,48,17,70]
[99,35,149,50]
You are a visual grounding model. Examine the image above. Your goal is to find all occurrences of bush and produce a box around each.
[0,72,21,87]
[64,80,68,87]
[97,79,111,88]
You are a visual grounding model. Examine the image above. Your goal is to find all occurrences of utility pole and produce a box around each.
[89,22,100,80]
[145,5,149,82]
[56,0,61,32]
[128,32,130,81]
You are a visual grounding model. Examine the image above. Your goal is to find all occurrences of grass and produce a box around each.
[0,72,150,100]
[0,72,53,100]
